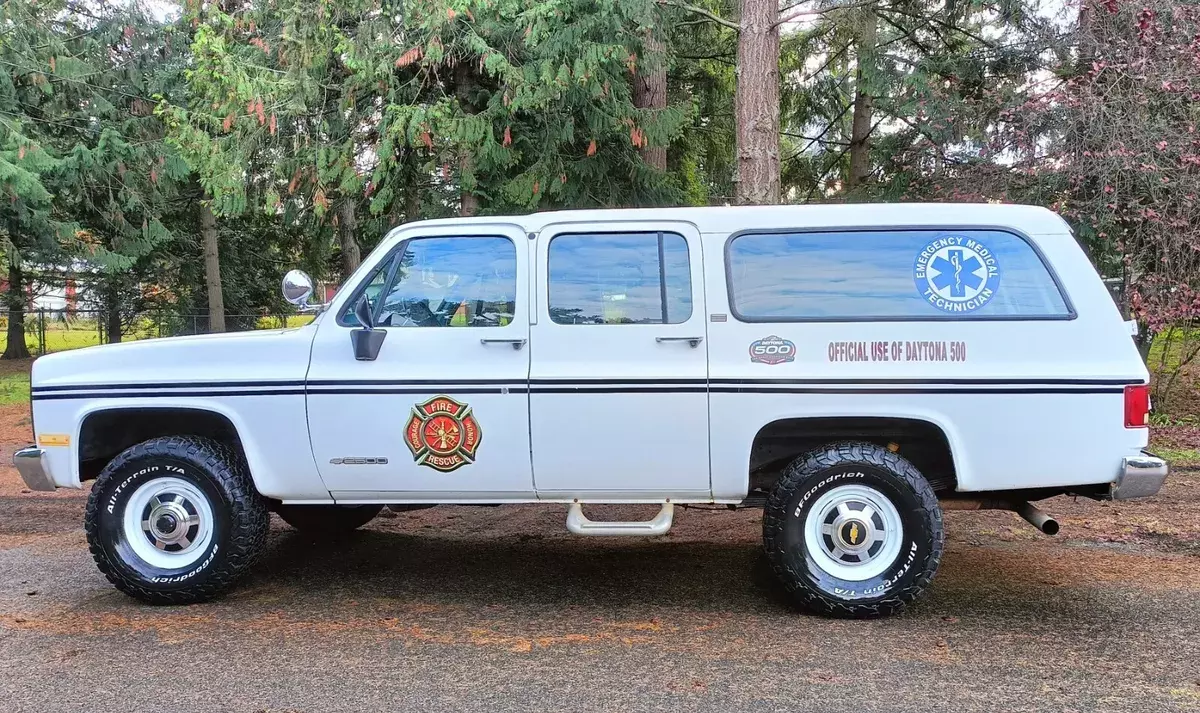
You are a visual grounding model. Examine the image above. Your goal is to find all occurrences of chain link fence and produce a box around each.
[0,309,314,357]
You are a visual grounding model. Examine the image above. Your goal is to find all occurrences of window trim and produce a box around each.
[335,234,518,328]
[546,230,694,326]
[723,225,1077,323]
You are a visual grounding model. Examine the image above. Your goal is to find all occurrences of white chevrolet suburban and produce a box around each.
[15,204,1168,618]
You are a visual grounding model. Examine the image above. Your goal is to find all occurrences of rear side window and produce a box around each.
[726,229,1071,321]
[548,232,692,324]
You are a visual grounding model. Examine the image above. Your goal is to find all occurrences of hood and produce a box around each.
[31,324,319,389]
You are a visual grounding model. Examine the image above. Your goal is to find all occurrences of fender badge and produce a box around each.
[749,335,796,365]
[403,395,482,472]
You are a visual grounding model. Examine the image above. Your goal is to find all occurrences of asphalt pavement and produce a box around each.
[2,473,1198,712]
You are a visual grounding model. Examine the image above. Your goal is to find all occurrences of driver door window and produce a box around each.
[343,236,517,328]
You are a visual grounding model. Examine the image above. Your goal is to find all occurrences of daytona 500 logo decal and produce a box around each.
[749,335,796,365]
[913,236,1000,313]
[404,395,482,472]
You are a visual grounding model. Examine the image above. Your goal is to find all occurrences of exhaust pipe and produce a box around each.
[1015,501,1059,536]
[940,498,1059,536]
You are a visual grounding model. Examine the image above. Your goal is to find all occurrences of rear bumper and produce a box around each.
[13,446,56,492]
[1111,452,1169,500]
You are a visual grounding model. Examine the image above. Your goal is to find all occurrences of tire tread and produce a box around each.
[762,441,944,618]
[84,436,269,605]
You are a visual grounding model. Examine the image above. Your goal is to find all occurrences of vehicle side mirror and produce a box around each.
[350,295,386,361]
[282,269,315,308]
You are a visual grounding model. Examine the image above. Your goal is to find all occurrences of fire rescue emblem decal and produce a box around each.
[403,395,482,472]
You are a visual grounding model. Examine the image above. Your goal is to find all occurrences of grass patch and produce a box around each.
[0,369,31,406]
[0,321,108,355]
[0,314,313,356]
[255,314,315,329]
[1153,447,1200,469]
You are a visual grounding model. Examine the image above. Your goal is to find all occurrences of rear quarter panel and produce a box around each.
[704,214,1149,499]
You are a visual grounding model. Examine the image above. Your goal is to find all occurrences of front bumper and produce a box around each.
[1111,452,1169,500]
[13,446,56,492]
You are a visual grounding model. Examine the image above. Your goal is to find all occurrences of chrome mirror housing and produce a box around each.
[282,269,315,308]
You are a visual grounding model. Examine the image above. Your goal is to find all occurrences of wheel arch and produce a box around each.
[744,413,963,498]
[76,403,255,485]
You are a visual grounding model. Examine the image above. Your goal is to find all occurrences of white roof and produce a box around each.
[400,203,1069,237]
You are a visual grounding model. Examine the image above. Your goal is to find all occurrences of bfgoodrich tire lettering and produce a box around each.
[762,442,944,618]
[84,436,269,605]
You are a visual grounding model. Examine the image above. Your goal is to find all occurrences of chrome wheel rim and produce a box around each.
[122,477,214,569]
[804,484,903,582]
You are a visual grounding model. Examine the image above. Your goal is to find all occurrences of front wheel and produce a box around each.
[84,436,269,605]
[762,442,944,618]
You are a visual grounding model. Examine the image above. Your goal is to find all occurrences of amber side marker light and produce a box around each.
[1124,384,1151,428]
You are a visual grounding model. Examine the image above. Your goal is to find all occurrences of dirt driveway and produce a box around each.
[1,416,1198,712]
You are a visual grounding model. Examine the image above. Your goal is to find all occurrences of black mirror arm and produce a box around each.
[353,295,375,329]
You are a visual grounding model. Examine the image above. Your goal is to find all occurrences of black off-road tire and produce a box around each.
[84,436,269,605]
[762,442,944,618]
[275,504,382,533]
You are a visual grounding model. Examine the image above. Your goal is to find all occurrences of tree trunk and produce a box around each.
[338,198,362,277]
[405,169,422,223]
[633,34,668,172]
[200,202,226,333]
[459,152,479,217]
[734,0,781,205]
[847,8,878,191]
[2,260,30,360]
[456,64,482,216]
[104,281,122,344]
[387,148,423,227]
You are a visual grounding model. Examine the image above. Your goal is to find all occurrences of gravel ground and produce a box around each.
[1,453,1198,713]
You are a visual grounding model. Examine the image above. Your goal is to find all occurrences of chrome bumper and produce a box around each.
[1111,452,1169,500]
[13,446,56,491]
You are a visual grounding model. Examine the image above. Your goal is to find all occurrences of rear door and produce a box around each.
[528,222,711,499]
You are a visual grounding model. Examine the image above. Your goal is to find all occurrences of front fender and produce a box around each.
[35,396,329,501]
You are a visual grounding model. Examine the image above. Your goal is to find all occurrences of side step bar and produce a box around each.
[566,503,674,536]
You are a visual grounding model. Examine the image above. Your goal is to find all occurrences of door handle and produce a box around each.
[480,338,527,350]
[655,336,703,348]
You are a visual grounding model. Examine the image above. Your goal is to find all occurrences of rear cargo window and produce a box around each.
[726,229,1072,321]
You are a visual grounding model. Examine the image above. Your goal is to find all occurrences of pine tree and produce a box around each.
[1,1,190,352]
[1,0,77,357]
[167,0,689,281]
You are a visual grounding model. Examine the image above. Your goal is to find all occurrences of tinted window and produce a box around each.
[727,230,1070,320]
[343,236,516,327]
[548,232,692,325]
[354,254,394,318]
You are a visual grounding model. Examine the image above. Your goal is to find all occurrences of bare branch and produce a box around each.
[775,0,880,28]
[657,1,740,32]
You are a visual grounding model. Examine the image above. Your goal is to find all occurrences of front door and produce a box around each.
[306,224,534,501]
[529,222,711,498]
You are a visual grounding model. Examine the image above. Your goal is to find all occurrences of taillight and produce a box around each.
[1124,384,1150,428]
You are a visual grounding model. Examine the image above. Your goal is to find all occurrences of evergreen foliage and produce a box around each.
[0,0,1196,394]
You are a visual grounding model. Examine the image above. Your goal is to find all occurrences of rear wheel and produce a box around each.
[762,442,944,618]
[275,504,382,533]
[84,436,269,605]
